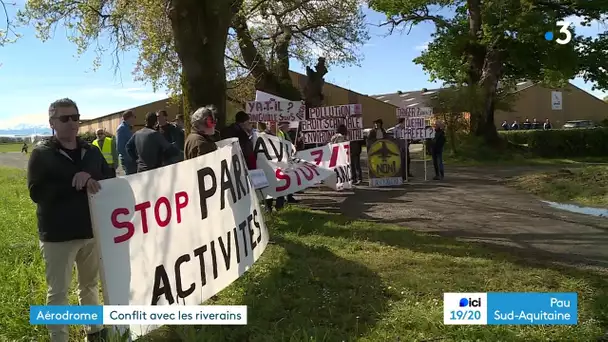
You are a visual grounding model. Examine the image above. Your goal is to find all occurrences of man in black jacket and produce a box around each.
[127,112,181,172]
[27,98,113,342]
[221,111,255,169]
[431,120,446,180]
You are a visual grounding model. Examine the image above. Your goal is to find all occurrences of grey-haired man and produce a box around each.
[27,98,112,342]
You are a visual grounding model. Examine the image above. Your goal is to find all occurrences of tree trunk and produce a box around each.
[169,0,241,130]
[180,71,192,135]
[233,14,302,101]
[478,47,503,145]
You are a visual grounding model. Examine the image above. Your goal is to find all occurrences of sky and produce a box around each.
[0,4,606,129]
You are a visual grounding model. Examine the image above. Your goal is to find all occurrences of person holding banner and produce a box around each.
[393,118,413,181]
[330,124,348,143]
[350,139,363,185]
[431,120,446,180]
[367,119,386,148]
[184,105,219,159]
[27,98,112,342]
[222,111,256,169]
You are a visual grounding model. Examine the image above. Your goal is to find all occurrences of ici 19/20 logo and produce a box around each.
[459,297,482,307]
[544,21,572,45]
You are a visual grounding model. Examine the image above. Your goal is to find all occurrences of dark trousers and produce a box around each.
[120,157,137,175]
[265,197,286,210]
[432,152,444,177]
[400,148,411,180]
[108,166,117,178]
[351,154,362,181]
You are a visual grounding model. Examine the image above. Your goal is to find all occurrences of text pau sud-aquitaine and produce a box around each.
[109,152,263,305]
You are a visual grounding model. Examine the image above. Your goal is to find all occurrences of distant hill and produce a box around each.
[0,124,51,137]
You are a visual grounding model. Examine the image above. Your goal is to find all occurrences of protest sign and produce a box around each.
[246,100,304,123]
[396,107,433,118]
[252,132,334,198]
[301,104,364,144]
[250,91,304,128]
[367,139,403,187]
[295,141,352,190]
[89,139,268,338]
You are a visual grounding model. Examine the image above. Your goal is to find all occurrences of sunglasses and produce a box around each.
[55,114,80,123]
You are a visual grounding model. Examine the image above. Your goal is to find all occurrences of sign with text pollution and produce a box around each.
[395,107,435,140]
[295,141,352,190]
[252,132,334,198]
[301,104,364,144]
[367,139,402,187]
[89,139,268,338]
[246,98,305,123]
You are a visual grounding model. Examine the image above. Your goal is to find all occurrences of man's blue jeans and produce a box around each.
[432,152,444,178]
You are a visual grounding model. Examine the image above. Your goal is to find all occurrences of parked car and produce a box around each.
[562,120,598,129]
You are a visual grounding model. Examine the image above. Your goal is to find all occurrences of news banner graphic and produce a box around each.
[443,292,577,325]
[30,305,247,325]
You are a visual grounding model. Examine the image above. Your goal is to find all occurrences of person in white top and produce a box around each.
[330,124,348,143]
[393,118,413,181]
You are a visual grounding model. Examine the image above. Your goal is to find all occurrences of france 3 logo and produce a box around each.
[544,22,572,45]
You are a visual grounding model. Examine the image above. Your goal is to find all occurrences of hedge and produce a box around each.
[500,128,608,157]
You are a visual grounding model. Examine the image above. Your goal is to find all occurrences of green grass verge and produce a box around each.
[0,143,24,153]
[2,167,608,341]
[510,166,608,208]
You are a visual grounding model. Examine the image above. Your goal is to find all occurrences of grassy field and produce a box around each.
[510,166,608,207]
[0,143,25,153]
[2,166,608,341]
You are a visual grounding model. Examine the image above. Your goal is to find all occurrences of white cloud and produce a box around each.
[0,114,49,130]
[415,41,430,51]
[78,87,169,102]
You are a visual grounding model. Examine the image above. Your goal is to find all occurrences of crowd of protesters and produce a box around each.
[26,98,447,341]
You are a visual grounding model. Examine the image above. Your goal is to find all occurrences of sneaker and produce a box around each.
[354,180,362,185]
[433,176,441,180]
[287,196,299,204]
[87,328,108,342]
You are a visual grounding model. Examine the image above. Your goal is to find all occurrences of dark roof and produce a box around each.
[371,81,535,108]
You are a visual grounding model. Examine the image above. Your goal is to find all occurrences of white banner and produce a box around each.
[396,107,433,118]
[253,90,303,128]
[89,138,268,338]
[394,126,436,140]
[295,142,352,190]
[252,133,334,198]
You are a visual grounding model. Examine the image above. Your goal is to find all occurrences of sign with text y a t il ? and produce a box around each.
[254,90,303,128]
[88,138,269,339]
[246,99,305,123]
[295,141,352,190]
[251,132,334,198]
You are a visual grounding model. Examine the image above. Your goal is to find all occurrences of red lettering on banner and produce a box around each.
[111,208,133,243]
[111,191,191,244]
[135,201,151,234]
[328,145,340,168]
[175,191,189,223]
[275,169,291,191]
[154,197,171,227]
[310,149,323,165]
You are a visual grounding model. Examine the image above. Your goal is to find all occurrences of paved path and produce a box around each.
[297,162,608,271]
[0,152,28,169]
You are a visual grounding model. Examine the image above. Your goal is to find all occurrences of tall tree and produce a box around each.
[0,0,19,47]
[18,0,243,129]
[229,0,369,102]
[370,0,608,144]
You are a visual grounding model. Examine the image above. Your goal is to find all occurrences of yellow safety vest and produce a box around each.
[92,137,113,165]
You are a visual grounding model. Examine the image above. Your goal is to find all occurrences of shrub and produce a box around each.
[501,128,608,157]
